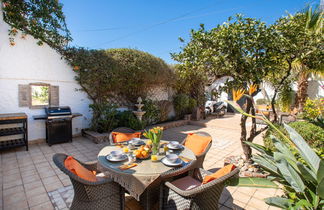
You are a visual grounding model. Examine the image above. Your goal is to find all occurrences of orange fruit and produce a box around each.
[141,151,148,157]
[135,151,141,158]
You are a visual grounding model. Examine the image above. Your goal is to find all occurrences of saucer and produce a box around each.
[161,157,183,167]
[128,140,145,146]
[106,154,128,162]
[167,144,183,150]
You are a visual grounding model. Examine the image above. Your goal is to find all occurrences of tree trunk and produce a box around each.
[295,71,309,112]
[271,90,278,122]
[240,99,252,162]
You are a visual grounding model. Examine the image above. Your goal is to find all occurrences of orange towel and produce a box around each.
[64,156,97,182]
[184,133,212,156]
[112,132,141,143]
[202,164,236,184]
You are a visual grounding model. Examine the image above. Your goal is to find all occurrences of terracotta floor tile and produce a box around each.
[44,181,63,192]
[2,167,20,176]
[3,178,23,189]
[236,187,257,196]
[247,197,270,209]
[25,186,47,198]
[3,191,27,206]
[22,174,41,184]
[24,180,44,191]
[3,185,24,197]
[232,191,252,203]
[27,193,50,207]
[29,201,54,210]
[3,199,28,210]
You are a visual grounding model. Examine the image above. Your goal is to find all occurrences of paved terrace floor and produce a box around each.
[0,114,282,210]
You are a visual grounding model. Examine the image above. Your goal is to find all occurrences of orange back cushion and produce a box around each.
[112,132,141,143]
[64,156,97,182]
[202,164,236,184]
[184,133,212,156]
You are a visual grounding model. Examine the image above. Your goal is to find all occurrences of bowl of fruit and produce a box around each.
[133,145,151,160]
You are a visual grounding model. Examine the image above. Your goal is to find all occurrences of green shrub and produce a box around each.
[173,94,189,119]
[256,98,269,105]
[142,99,160,125]
[115,111,146,130]
[67,48,175,103]
[303,98,324,121]
[157,100,173,122]
[188,98,197,114]
[264,121,324,157]
[89,102,118,133]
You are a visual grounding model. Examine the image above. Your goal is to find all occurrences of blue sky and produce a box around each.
[61,0,314,64]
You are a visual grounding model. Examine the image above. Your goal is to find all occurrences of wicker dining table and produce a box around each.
[97,140,197,209]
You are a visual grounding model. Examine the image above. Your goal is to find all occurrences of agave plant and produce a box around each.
[226,100,324,209]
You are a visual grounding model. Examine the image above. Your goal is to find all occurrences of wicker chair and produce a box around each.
[181,132,212,169]
[53,153,125,210]
[160,168,239,210]
[139,159,198,210]
[109,127,138,145]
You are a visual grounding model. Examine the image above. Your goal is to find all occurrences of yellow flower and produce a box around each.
[248,84,258,96]
[232,88,245,102]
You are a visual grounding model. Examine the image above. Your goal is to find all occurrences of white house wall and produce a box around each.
[0,8,92,141]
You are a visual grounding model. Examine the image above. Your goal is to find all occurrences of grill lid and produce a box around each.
[45,106,72,116]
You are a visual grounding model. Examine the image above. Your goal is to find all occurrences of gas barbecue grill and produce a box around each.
[34,106,82,146]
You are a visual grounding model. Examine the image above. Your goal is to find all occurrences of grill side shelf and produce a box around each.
[0,113,28,151]
[0,127,25,136]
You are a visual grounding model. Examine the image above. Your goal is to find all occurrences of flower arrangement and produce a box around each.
[143,127,164,155]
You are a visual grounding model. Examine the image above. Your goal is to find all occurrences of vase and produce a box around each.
[151,142,160,155]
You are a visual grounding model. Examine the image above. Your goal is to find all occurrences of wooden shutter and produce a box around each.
[50,86,59,106]
[18,84,30,107]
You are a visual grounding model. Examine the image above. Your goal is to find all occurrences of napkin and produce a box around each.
[179,156,192,163]
[119,163,138,170]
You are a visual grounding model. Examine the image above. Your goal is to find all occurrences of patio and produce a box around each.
[0,115,282,210]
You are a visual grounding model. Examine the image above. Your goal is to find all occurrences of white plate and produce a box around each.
[161,157,183,167]
[106,154,128,162]
[167,144,183,150]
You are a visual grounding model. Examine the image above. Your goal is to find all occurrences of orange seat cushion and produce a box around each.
[64,156,97,182]
[111,132,141,143]
[184,133,212,156]
[202,164,236,184]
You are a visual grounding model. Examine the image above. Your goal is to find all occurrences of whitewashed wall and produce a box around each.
[0,8,92,141]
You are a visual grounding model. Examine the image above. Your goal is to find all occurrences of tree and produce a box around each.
[294,5,324,112]
[173,15,277,162]
[2,0,72,53]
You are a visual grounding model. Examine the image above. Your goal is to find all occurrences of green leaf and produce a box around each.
[252,155,279,176]
[226,177,278,188]
[273,152,301,174]
[276,158,305,192]
[295,199,313,209]
[244,141,273,156]
[284,124,320,174]
[296,162,317,183]
[317,160,324,184]
[317,178,324,199]
[271,137,296,161]
[264,197,293,208]
[308,189,319,209]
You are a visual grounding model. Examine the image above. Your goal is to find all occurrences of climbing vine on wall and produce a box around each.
[2,0,72,53]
